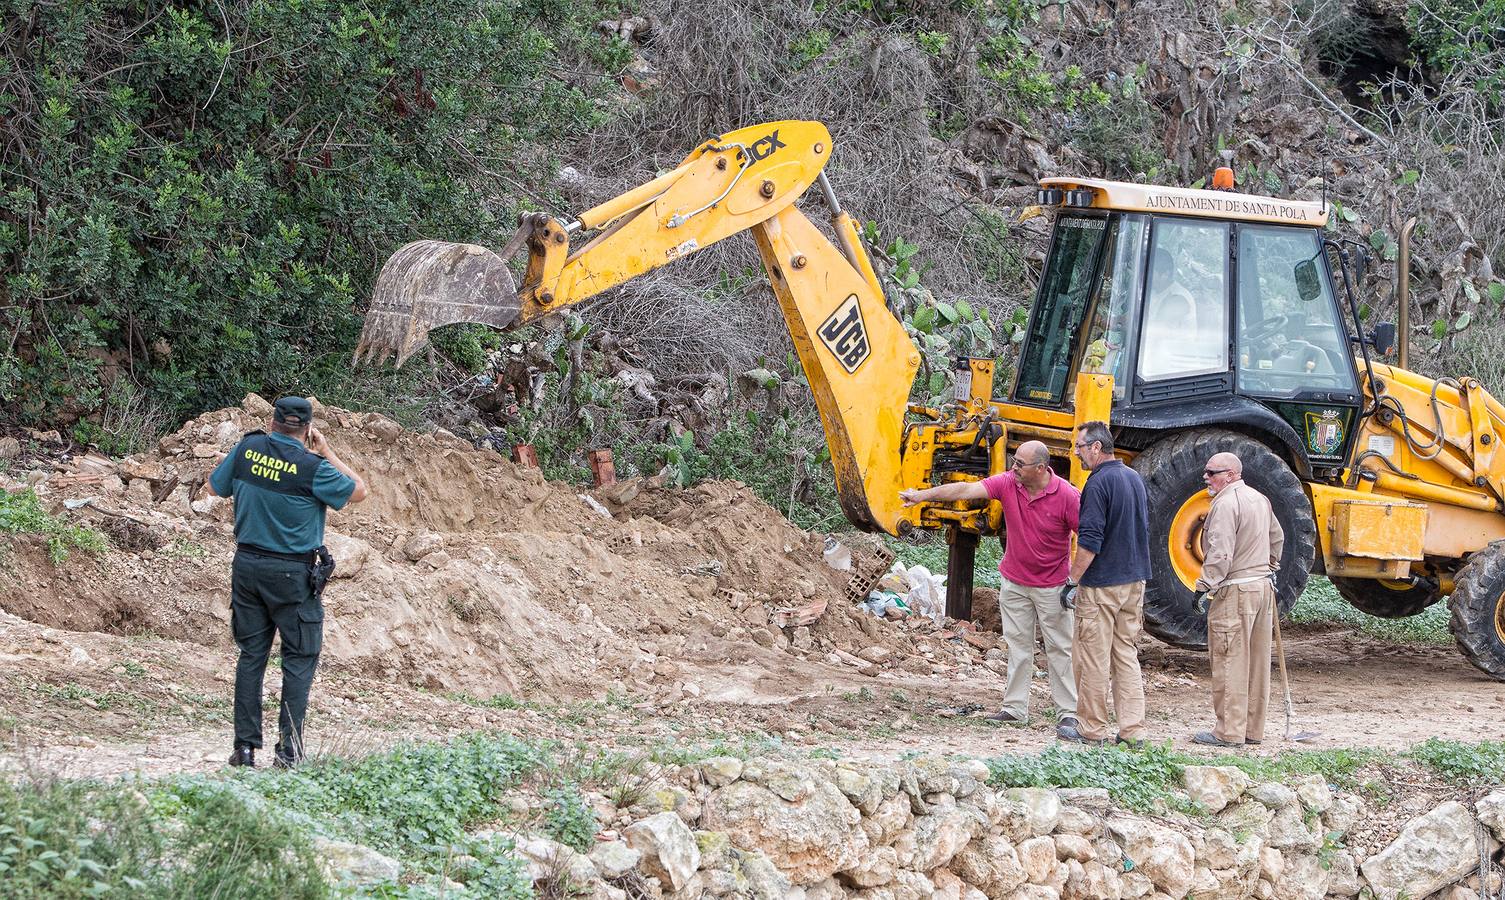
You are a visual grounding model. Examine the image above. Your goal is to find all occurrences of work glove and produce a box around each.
[1194,591,1209,614]
[1060,582,1077,610]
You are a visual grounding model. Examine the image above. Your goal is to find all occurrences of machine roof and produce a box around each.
[1039,177,1329,228]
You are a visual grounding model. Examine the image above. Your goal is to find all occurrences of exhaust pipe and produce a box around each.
[1398,216,1416,371]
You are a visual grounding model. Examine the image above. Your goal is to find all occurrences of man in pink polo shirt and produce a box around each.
[901,440,1081,727]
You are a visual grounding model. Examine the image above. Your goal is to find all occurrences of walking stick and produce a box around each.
[1272,610,1319,742]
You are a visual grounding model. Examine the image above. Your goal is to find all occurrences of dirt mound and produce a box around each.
[2,395,979,702]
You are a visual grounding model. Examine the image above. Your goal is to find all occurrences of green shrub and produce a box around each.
[0,0,626,428]
[0,488,108,564]
[542,782,598,852]
[986,742,1189,812]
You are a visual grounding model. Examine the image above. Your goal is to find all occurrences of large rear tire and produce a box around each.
[1330,576,1440,619]
[1447,542,1505,681]
[1129,429,1317,649]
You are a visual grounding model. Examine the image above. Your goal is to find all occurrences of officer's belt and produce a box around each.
[237,543,317,564]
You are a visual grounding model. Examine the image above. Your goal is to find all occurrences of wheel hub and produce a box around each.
[1168,491,1213,591]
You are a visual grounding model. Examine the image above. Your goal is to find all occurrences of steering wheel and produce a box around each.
[1245,314,1291,344]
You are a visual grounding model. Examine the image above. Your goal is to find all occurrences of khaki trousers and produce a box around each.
[998,578,1077,720]
[1073,582,1148,741]
[1208,581,1274,743]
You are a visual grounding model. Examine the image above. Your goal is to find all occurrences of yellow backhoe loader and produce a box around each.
[356,120,1505,681]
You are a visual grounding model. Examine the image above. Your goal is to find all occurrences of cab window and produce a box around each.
[1083,215,1146,398]
[1236,225,1356,396]
[1138,219,1230,381]
[1014,215,1106,406]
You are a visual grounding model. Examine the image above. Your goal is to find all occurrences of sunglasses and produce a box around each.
[1203,468,1229,477]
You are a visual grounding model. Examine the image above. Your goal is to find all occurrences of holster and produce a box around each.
[308,545,336,600]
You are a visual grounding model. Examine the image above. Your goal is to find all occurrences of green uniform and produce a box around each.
[210,430,355,758]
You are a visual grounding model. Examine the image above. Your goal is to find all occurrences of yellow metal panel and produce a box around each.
[1069,373,1114,489]
[1038,177,1328,227]
[1330,499,1427,560]
[992,402,1075,430]
[1422,503,1505,558]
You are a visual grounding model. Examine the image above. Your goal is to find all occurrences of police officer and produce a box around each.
[208,397,368,768]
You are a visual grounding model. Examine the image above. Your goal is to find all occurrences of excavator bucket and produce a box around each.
[354,239,522,367]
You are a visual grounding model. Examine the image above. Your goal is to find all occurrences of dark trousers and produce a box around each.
[230,550,323,754]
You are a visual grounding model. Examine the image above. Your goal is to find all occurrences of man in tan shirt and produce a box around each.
[1193,451,1284,748]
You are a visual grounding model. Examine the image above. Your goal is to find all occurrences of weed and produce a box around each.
[0,489,108,565]
[840,686,875,702]
[160,538,207,560]
[1290,577,1451,645]
[122,660,147,678]
[445,691,526,710]
[541,783,598,852]
[33,681,145,713]
[1407,738,1505,784]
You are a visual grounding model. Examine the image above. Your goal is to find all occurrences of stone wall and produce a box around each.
[328,754,1505,900]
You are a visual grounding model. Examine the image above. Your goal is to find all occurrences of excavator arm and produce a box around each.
[354,120,921,534]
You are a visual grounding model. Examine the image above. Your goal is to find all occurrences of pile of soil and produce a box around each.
[1,396,986,702]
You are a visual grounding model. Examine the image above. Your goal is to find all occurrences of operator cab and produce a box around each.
[1012,177,1369,472]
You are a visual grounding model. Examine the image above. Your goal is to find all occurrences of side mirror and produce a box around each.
[1294,259,1322,302]
[1370,322,1396,356]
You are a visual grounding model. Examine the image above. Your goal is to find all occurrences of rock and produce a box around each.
[952,835,1027,895]
[420,549,451,570]
[1195,828,1239,870]
[120,456,166,481]
[1218,799,1274,840]
[1325,849,1361,897]
[190,495,220,515]
[623,813,698,891]
[512,835,597,885]
[313,836,401,885]
[1106,816,1195,899]
[1018,836,1057,884]
[841,845,899,887]
[1053,834,1095,862]
[1250,783,1297,809]
[364,415,403,444]
[697,756,743,788]
[402,531,445,561]
[1258,845,1283,883]
[832,765,883,816]
[1324,793,1365,838]
[1056,788,1111,809]
[1182,765,1251,813]
[1064,859,1119,900]
[1289,774,1332,813]
[1477,790,1505,843]
[737,849,793,898]
[1006,788,1062,836]
[1448,887,1482,900]
[1272,851,1328,900]
[1054,806,1100,836]
[242,393,274,418]
[323,531,371,579]
[1120,870,1154,899]
[700,760,866,884]
[590,840,641,879]
[857,646,890,663]
[0,437,20,459]
[910,803,987,871]
[1359,800,1495,900]
[191,442,220,458]
[1010,885,1062,900]
[1266,802,1320,850]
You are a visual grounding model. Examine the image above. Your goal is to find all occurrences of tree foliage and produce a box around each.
[0,0,625,426]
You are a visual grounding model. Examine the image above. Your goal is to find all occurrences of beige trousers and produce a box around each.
[998,578,1077,720]
[1208,581,1274,743]
[1073,582,1148,741]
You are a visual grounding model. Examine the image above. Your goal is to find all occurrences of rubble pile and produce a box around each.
[320,753,1505,900]
[1,395,1004,701]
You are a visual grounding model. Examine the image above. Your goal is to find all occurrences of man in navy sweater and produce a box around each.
[1058,421,1151,746]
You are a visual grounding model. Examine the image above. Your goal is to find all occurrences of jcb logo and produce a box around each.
[818,294,870,374]
[742,129,786,164]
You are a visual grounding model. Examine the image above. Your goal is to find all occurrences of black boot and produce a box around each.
[273,745,301,770]
[228,745,255,768]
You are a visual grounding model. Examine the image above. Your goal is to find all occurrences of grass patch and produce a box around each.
[0,489,108,565]
[986,742,1382,813]
[1407,738,1505,784]
[1289,576,1451,645]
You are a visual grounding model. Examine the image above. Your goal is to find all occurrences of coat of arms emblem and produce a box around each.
[1305,409,1345,455]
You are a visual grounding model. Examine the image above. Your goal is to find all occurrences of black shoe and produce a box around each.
[985,709,1026,724]
[1246,738,1263,746]
[273,747,301,770]
[1057,716,1079,730]
[228,746,255,768]
[1192,731,1244,748]
[1114,734,1148,748]
[1056,724,1105,745]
